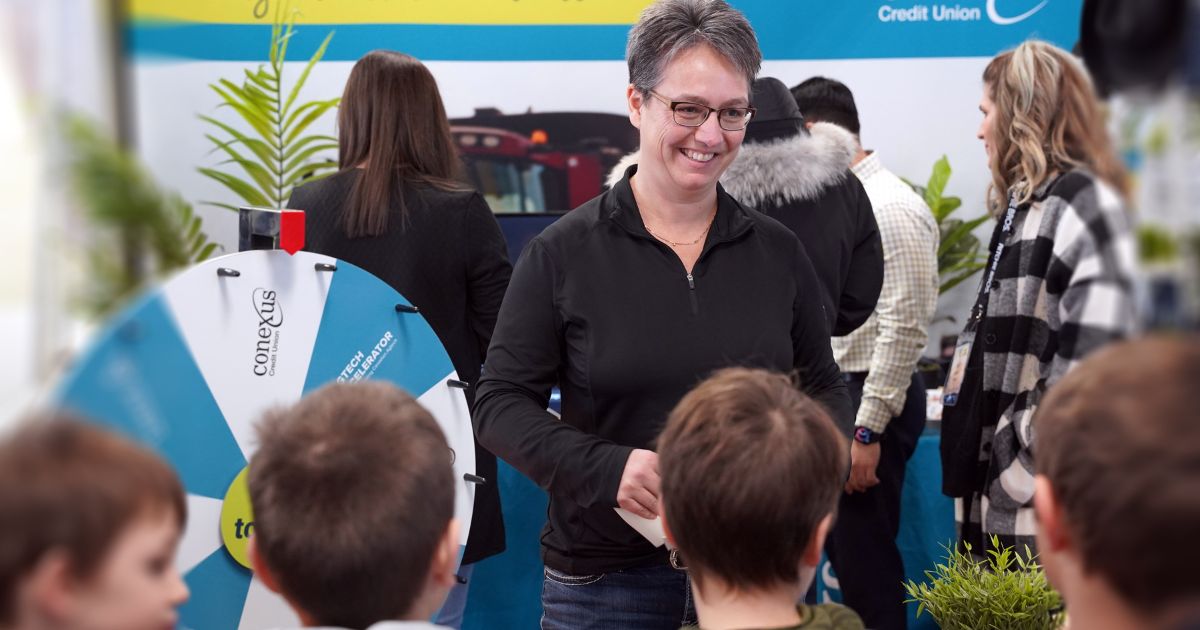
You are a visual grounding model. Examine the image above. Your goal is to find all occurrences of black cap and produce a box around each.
[744,77,806,144]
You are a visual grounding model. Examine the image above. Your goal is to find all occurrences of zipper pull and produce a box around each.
[687,273,695,289]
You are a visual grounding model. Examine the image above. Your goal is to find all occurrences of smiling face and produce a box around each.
[627,44,750,202]
[65,509,189,630]
[978,85,1000,167]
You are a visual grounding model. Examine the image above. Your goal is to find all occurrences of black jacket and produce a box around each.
[720,122,883,336]
[288,170,512,564]
[474,165,852,575]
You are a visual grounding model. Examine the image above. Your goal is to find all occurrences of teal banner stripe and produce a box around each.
[127,2,1082,62]
[128,23,632,62]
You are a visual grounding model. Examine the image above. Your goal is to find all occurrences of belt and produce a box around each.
[843,371,869,383]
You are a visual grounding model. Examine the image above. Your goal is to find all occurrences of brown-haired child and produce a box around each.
[0,415,189,630]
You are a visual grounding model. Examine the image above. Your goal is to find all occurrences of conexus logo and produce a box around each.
[252,288,283,376]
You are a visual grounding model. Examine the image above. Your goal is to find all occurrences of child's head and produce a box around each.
[657,368,848,597]
[247,381,458,628]
[1035,335,1200,625]
[0,415,189,630]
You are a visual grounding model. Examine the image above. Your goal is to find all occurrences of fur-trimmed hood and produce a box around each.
[603,122,858,207]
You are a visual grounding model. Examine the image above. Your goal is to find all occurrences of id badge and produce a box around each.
[942,331,974,407]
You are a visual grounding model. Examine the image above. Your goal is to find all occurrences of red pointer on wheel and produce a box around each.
[280,210,305,255]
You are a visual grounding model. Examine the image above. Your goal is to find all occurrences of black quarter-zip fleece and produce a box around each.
[475,165,852,575]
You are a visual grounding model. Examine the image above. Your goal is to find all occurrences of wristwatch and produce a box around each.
[854,426,880,445]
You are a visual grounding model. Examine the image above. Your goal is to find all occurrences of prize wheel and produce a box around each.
[54,250,476,629]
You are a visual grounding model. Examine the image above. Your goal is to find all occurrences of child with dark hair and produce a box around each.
[1034,335,1200,630]
[658,368,864,630]
[247,381,458,630]
[0,415,189,630]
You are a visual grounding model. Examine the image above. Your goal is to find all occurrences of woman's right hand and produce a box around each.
[617,449,661,519]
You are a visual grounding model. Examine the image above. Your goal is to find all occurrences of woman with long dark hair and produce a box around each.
[286,50,512,626]
[940,40,1137,560]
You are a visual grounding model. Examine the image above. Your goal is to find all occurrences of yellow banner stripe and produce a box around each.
[128,0,654,25]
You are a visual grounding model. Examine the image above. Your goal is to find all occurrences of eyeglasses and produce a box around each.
[647,90,756,131]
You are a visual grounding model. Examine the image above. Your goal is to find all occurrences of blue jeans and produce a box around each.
[540,563,696,630]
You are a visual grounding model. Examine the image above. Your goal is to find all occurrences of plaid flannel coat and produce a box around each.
[957,169,1137,553]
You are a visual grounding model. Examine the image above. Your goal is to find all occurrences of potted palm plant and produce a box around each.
[904,537,1066,630]
[198,1,340,211]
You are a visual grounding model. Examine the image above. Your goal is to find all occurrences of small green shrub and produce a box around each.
[904,537,1065,630]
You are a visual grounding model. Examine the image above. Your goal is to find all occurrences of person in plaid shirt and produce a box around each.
[792,77,940,630]
[941,40,1138,559]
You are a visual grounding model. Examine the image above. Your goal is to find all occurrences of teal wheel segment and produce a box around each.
[178,548,252,630]
[302,258,476,549]
[55,292,246,499]
[303,258,454,396]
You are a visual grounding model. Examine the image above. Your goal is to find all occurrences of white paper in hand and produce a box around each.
[614,508,667,547]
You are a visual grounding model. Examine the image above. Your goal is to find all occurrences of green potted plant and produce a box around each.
[907,155,991,294]
[198,1,339,211]
[67,115,219,317]
[904,537,1065,630]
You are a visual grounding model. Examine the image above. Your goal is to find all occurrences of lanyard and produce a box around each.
[966,194,1020,332]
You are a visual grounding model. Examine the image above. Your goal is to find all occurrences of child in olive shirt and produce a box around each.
[658,368,864,630]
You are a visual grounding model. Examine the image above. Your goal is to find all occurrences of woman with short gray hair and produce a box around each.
[475,1,852,627]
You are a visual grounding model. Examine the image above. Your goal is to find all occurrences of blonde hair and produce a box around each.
[982,40,1129,215]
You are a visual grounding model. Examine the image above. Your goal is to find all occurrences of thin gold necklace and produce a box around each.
[644,211,717,248]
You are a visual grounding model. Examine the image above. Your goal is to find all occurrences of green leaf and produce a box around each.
[269,30,279,66]
[283,98,338,136]
[196,242,219,261]
[935,195,963,222]
[198,167,272,207]
[245,67,277,93]
[939,215,990,258]
[283,99,339,144]
[277,14,297,69]
[283,31,335,117]
[204,132,278,175]
[283,134,338,161]
[208,143,279,202]
[242,82,277,110]
[281,142,338,177]
[925,155,951,209]
[208,133,280,179]
[211,80,260,113]
[212,81,277,133]
[209,86,278,146]
[217,156,280,202]
[221,78,275,117]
